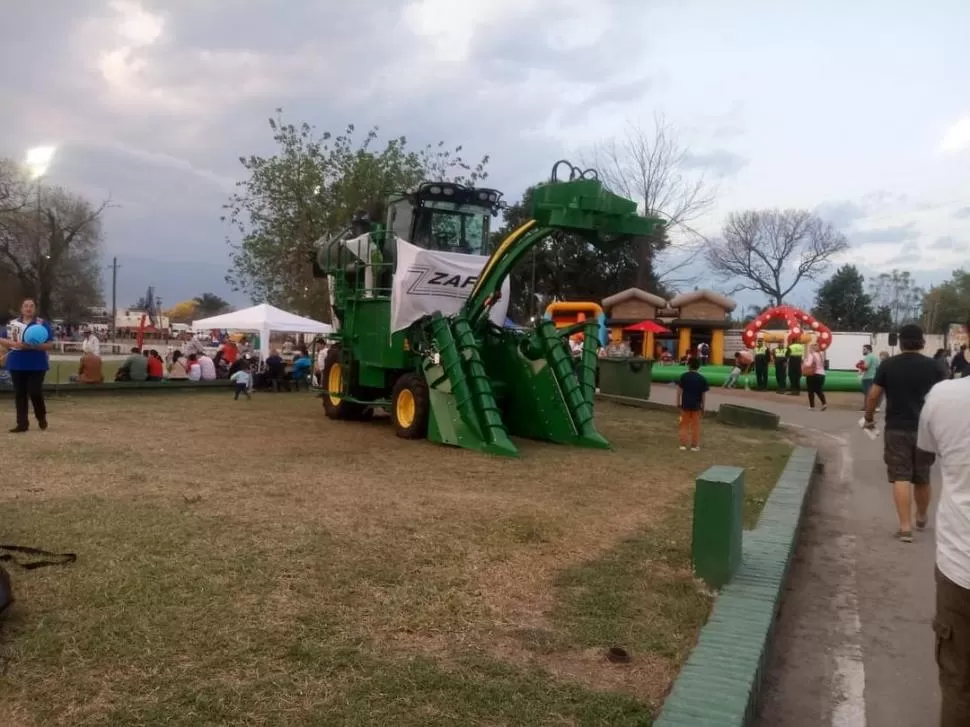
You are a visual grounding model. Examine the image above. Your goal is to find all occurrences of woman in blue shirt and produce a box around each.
[0,299,54,433]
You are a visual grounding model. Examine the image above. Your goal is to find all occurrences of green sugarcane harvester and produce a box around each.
[313,160,663,457]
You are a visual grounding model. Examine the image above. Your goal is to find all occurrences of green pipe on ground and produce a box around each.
[648,364,866,393]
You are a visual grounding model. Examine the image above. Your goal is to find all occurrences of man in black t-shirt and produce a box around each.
[864,324,944,542]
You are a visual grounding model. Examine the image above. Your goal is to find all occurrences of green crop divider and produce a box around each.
[692,466,744,589]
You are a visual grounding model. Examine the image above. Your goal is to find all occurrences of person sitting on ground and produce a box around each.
[146,349,164,381]
[115,347,148,382]
[77,351,104,384]
[290,351,313,390]
[213,352,231,379]
[264,349,287,391]
[168,350,189,380]
[197,351,217,381]
[186,353,202,382]
[724,353,743,389]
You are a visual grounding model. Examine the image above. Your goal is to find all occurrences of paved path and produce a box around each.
[650,383,939,727]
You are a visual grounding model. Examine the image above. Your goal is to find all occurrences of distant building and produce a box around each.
[115,309,171,332]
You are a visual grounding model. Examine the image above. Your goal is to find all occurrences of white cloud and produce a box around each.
[939,116,970,153]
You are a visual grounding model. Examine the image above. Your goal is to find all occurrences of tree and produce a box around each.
[705,209,849,307]
[0,159,106,318]
[193,293,229,318]
[868,269,924,329]
[165,299,199,323]
[921,269,970,334]
[812,264,881,331]
[224,110,489,319]
[583,114,716,290]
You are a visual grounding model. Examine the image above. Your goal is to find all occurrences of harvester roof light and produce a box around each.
[477,191,489,201]
[442,186,455,195]
[429,185,442,195]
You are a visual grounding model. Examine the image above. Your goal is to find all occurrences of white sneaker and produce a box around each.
[691,446,701,452]
[679,445,687,451]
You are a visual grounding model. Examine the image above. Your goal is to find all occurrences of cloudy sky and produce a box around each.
[2,0,969,309]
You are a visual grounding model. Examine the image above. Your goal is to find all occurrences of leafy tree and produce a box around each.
[193,293,229,318]
[812,264,882,331]
[922,269,970,334]
[165,299,199,323]
[705,209,849,306]
[868,269,924,328]
[224,110,489,319]
[0,158,105,318]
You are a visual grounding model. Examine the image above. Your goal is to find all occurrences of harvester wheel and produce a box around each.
[322,345,368,420]
[391,372,430,439]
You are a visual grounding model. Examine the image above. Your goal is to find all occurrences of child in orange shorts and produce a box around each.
[677,357,710,451]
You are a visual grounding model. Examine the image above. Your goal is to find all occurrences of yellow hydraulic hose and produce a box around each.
[470,218,537,300]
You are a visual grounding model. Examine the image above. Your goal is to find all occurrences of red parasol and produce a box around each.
[624,320,671,334]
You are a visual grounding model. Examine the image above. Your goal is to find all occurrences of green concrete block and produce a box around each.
[692,465,744,588]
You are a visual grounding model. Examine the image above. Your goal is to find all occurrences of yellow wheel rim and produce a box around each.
[327,363,343,407]
[396,388,416,428]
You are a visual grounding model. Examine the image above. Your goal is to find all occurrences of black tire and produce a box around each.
[322,345,368,420]
[390,372,430,439]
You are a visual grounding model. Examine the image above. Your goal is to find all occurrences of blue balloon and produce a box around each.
[23,324,49,346]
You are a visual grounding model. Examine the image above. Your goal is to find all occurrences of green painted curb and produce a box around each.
[654,445,818,727]
[596,393,718,418]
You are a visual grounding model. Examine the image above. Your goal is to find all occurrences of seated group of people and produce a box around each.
[111,348,221,382]
[71,332,319,391]
[255,348,314,391]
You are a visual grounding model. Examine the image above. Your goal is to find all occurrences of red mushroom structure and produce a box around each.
[741,305,832,350]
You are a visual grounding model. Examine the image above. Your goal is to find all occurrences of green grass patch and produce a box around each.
[0,395,791,725]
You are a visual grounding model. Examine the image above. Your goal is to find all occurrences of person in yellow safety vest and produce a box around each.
[754,340,769,390]
[787,340,805,395]
[772,345,788,393]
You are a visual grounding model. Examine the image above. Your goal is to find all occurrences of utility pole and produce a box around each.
[108,257,120,341]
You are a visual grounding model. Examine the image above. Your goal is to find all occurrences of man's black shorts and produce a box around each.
[883,428,935,484]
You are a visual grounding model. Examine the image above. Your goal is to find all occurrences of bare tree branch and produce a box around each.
[705,209,849,306]
[581,113,718,291]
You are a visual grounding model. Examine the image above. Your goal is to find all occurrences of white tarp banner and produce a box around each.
[390,238,510,333]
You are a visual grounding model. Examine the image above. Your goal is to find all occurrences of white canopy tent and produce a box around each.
[192,303,332,360]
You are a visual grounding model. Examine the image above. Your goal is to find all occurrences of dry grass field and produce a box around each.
[1,393,792,726]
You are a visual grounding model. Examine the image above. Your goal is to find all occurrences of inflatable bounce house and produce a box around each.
[544,301,609,347]
[600,288,737,363]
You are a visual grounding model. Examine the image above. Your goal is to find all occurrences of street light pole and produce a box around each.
[25,146,56,312]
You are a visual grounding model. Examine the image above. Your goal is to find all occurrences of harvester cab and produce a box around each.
[386,182,503,255]
[316,161,664,458]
